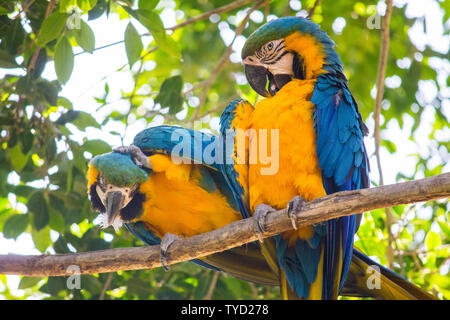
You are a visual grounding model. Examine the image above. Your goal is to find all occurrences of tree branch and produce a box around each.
[0,173,448,277]
[307,0,321,18]
[167,0,256,31]
[27,0,56,72]
[373,0,394,268]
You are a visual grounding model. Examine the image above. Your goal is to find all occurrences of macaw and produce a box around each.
[86,125,278,285]
[86,125,435,299]
[218,17,436,299]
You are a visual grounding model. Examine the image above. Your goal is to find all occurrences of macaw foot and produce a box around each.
[113,145,152,169]
[287,196,306,230]
[160,233,180,271]
[254,204,276,243]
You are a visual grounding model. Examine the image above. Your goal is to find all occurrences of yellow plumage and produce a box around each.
[137,155,241,239]
[231,79,326,245]
[284,32,326,79]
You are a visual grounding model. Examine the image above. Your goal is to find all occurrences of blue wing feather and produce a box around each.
[311,73,370,298]
[219,99,253,219]
[127,126,242,271]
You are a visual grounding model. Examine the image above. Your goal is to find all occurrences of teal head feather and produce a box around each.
[90,152,149,187]
[242,17,343,75]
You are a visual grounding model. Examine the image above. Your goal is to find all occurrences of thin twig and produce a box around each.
[0,173,448,277]
[167,0,255,31]
[203,271,220,300]
[248,282,259,299]
[307,0,321,18]
[14,0,36,19]
[373,0,394,268]
[76,0,256,54]
[264,0,270,21]
[27,0,56,72]
[190,0,265,127]
[283,0,292,17]
[99,272,113,300]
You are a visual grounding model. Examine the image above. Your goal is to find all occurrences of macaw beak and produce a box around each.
[105,191,124,226]
[244,64,293,97]
[244,64,270,97]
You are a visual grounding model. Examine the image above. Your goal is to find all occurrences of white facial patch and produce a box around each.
[267,52,294,76]
[95,182,138,232]
[96,212,123,232]
[243,39,294,76]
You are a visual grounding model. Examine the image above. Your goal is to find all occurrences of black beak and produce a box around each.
[244,65,270,97]
[245,65,293,97]
[105,191,124,226]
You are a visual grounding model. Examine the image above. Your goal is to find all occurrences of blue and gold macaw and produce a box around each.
[86,125,436,299]
[218,17,436,299]
[86,125,278,285]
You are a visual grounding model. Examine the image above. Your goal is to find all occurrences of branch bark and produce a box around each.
[0,173,449,277]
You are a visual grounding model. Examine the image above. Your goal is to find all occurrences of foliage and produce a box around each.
[0,0,448,300]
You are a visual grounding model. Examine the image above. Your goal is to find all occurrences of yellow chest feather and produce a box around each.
[136,155,241,239]
[248,79,326,211]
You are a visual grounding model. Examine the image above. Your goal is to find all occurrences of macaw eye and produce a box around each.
[267,42,274,50]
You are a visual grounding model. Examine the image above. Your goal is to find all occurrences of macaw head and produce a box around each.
[87,151,148,231]
[242,17,343,97]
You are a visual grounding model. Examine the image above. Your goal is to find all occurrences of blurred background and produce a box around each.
[0,0,448,299]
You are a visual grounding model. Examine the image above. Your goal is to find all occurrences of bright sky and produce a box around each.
[0,0,449,299]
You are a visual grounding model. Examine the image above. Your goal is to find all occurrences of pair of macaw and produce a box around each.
[87,17,436,299]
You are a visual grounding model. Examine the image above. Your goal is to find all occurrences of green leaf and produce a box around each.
[2,214,28,239]
[81,275,103,293]
[153,32,180,59]
[77,0,97,12]
[0,50,19,68]
[136,9,164,34]
[381,139,397,153]
[19,129,34,154]
[54,36,74,84]
[74,19,95,53]
[82,139,111,155]
[124,22,143,67]
[425,231,441,251]
[31,226,51,253]
[437,221,450,238]
[49,208,65,233]
[88,0,107,20]
[60,0,77,13]
[155,75,183,114]
[37,12,69,46]
[138,0,159,12]
[71,111,100,130]
[136,9,180,58]
[8,143,30,172]
[40,277,67,296]
[28,191,49,230]
[18,277,42,289]
[36,80,61,106]
[58,97,74,110]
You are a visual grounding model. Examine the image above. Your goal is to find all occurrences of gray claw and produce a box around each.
[287,196,306,230]
[160,233,180,271]
[254,204,276,243]
[113,145,151,169]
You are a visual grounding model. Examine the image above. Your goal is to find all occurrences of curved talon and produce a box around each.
[254,204,276,243]
[113,145,152,169]
[160,233,180,271]
[287,196,306,230]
